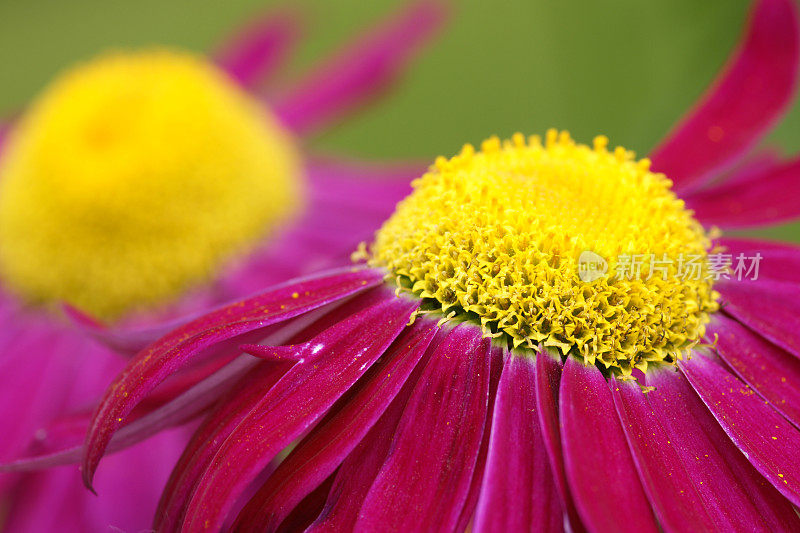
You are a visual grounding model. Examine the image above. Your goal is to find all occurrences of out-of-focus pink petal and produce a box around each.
[650,0,800,193]
[4,428,187,533]
[355,324,492,532]
[182,294,417,532]
[232,319,437,531]
[560,358,658,532]
[215,9,302,90]
[81,267,383,490]
[717,278,800,357]
[220,158,419,299]
[614,371,800,531]
[680,350,800,506]
[709,314,800,428]
[474,353,563,533]
[273,0,448,136]
[686,155,800,228]
[0,355,259,473]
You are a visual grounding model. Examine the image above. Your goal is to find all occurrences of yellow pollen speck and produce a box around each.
[0,50,302,319]
[369,131,719,374]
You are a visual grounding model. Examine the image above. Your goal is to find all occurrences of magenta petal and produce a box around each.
[560,358,658,532]
[232,320,437,530]
[717,278,800,357]
[81,267,382,489]
[474,354,562,533]
[273,0,447,135]
[613,371,800,531]
[306,343,426,533]
[182,295,418,532]
[680,350,800,506]
[717,237,800,283]
[534,351,584,532]
[1,355,258,473]
[63,304,189,357]
[686,155,800,228]
[454,345,504,532]
[649,0,800,192]
[709,314,800,428]
[154,361,289,532]
[214,9,302,89]
[355,324,492,531]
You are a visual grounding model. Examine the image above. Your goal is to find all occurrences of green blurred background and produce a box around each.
[1,0,798,242]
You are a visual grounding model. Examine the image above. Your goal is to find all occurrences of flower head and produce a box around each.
[0,49,301,319]
[9,0,800,531]
[0,2,447,531]
[371,131,718,373]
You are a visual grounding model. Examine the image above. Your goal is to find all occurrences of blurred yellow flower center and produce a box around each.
[370,131,719,374]
[0,50,302,320]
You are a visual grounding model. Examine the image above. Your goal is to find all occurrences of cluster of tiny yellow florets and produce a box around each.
[0,50,302,320]
[369,130,719,374]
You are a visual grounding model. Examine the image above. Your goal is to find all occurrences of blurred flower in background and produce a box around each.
[0,1,446,530]
[37,0,800,531]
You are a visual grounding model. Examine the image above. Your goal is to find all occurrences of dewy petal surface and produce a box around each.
[232,320,437,531]
[560,357,658,533]
[182,294,418,532]
[355,324,492,532]
[680,351,800,506]
[305,344,429,533]
[81,267,382,489]
[474,353,562,533]
[650,0,800,193]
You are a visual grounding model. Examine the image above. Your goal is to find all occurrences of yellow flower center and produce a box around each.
[0,50,301,320]
[370,131,719,374]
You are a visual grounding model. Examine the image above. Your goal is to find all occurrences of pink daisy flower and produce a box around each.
[0,2,446,531]
[11,0,800,531]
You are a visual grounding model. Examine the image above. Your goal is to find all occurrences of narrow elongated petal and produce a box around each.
[560,358,658,532]
[1,356,258,473]
[680,351,800,506]
[232,320,437,531]
[455,346,504,532]
[534,351,583,532]
[356,324,492,532]
[614,371,800,531]
[273,0,447,135]
[717,278,800,357]
[686,155,800,228]
[717,237,800,283]
[709,314,800,428]
[81,267,382,489]
[650,0,799,192]
[182,295,418,532]
[215,9,301,89]
[154,362,289,532]
[306,328,436,533]
[474,354,562,533]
